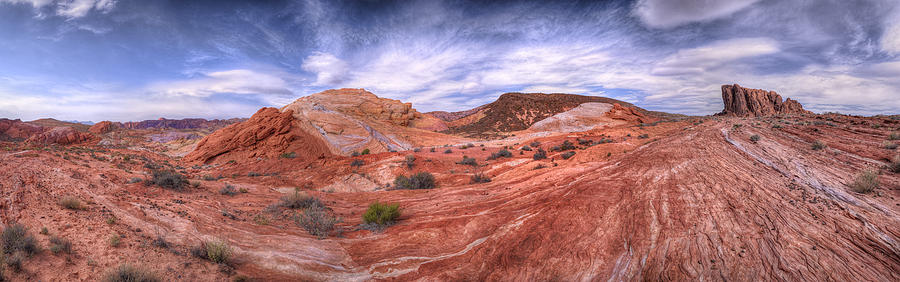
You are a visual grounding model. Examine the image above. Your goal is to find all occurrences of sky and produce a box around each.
[0,0,899,122]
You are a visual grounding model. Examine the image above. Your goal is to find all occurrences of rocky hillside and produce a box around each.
[428,92,650,138]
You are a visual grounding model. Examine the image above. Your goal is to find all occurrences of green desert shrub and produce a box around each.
[48,236,73,255]
[394,172,435,190]
[297,206,340,239]
[533,148,547,160]
[2,223,39,256]
[850,169,879,193]
[279,152,296,159]
[278,190,324,210]
[204,240,232,264]
[443,149,453,154]
[551,140,576,151]
[811,140,826,151]
[149,169,187,190]
[889,132,900,140]
[890,155,900,173]
[457,156,478,166]
[103,264,161,282]
[487,149,512,160]
[750,134,760,142]
[350,159,365,168]
[219,184,238,196]
[361,149,370,155]
[109,234,122,247]
[59,196,85,210]
[471,172,491,184]
[404,155,416,169]
[883,141,898,150]
[561,151,576,160]
[520,145,532,151]
[362,202,400,226]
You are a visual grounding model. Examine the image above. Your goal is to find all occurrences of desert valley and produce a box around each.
[0,85,898,281]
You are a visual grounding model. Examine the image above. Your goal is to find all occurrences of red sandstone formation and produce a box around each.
[607,103,654,123]
[0,118,44,141]
[183,107,332,164]
[89,121,117,135]
[432,92,650,138]
[25,126,93,145]
[719,84,811,117]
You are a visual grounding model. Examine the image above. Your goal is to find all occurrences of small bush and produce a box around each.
[103,264,161,282]
[443,149,452,154]
[351,151,360,157]
[199,240,232,264]
[350,159,365,168]
[561,151,576,160]
[520,145,532,151]
[280,152,296,159]
[1,223,39,256]
[361,149,370,155]
[106,217,117,225]
[202,175,218,181]
[5,252,23,272]
[59,196,85,210]
[883,141,898,150]
[850,170,879,193]
[362,202,400,226]
[394,172,435,190]
[150,169,187,190]
[889,132,900,140]
[487,149,512,160]
[750,135,760,142]
[772,124,782,129]
[534,164,546,170]
[278,190,325,210]
[471,172,491,184]
[811,140,826,151]
[247,172,261,177]
[577,138,593,146]
[429,147,436,152]
[533,148,547,160]
[457,156,478,166]
[297,206,340,239]
[404,155,416,169]
[637,134,649,139]
[888,155,900,173]
[529,141,541,147]
[220,184,238,196]
[109,234,122,247]
[553,140,576,151]
[49,236,73,255]
[40,227,49,235]
[127,177,142,184]
[413,147,422,152]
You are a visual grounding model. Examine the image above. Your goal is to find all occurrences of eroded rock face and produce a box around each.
[25,126,93,145]
[89,121,116,135]
[0,118,44,141]
[281,88,450,154]
[719,84,811,117]
[119,118,243,130]
[183,107,331,164]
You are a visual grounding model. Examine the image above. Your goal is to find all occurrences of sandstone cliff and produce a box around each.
[89,121,117,135]
[718,84,811,117]
[25,126,93,145]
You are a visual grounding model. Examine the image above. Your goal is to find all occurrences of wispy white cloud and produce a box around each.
[148,69,293,98]
[0,0,115,18]
[651,38,779,76]
[633,0,762,29]
[301,52,349,86]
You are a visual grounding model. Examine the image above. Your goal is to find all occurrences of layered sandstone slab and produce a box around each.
[183,107,331,164]
[719,84,811,117]
[89,121,117,135]
[25,126,93,145]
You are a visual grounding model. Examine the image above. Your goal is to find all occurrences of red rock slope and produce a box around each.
[183,107,332,164]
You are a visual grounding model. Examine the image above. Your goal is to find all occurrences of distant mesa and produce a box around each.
[718,84,811,117]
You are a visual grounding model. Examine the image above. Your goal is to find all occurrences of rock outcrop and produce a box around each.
[718,84,811,117]
[280,88,460,155]
[89,121,117,135]
[183,108,332,164]
[25,126,93,145]
[432,92,649,138]
[0,119,44,141]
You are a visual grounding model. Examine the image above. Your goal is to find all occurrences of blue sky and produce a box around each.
[1,0,899,121]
